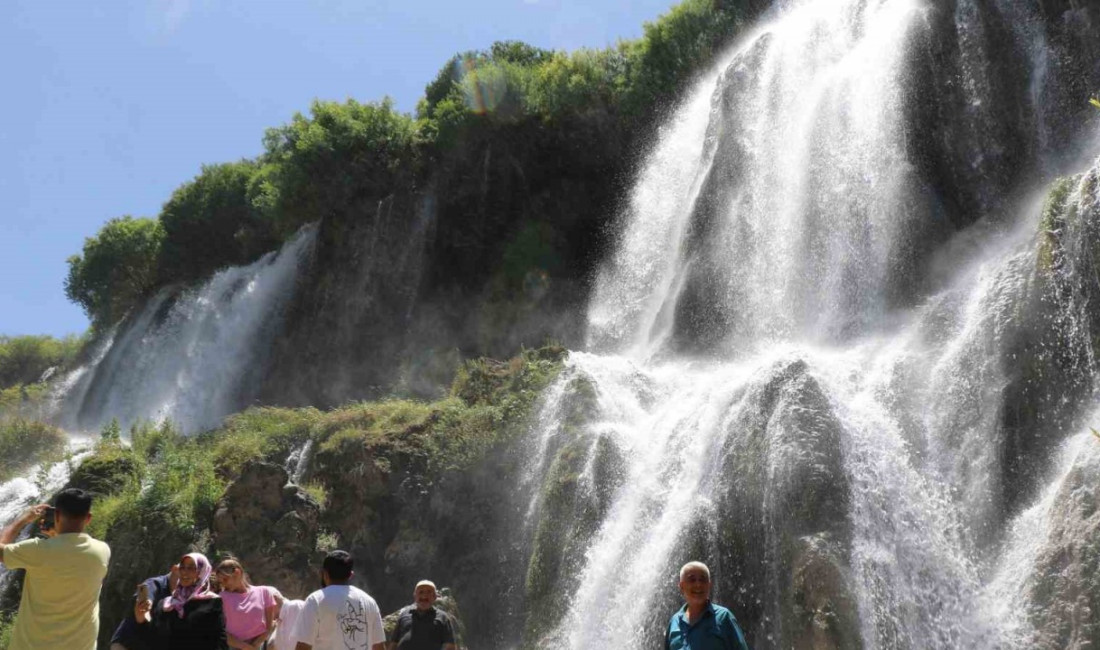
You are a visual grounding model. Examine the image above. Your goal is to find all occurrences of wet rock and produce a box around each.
[1026,449,1100,649]
[212,461,321,599]
[523,432,625,642]
[790,533,861,650]
[1001,161,1100,512]
[715,359,857,649]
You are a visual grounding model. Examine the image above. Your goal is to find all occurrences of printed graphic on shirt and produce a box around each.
[338,599,368,649]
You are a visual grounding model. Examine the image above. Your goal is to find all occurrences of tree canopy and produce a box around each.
[65,216,164,328]
[63,0,766,330]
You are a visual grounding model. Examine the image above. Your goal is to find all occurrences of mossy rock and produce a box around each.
[67,444,138,496]
[450,346,565,407]
[1036,175,1079,274]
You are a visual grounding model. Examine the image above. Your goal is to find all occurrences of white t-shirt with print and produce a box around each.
[295,585,385,650]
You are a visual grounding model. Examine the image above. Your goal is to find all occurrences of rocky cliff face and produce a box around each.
[259,111,629,408]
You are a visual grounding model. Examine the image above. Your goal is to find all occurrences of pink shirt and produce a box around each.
[221,585,276,640]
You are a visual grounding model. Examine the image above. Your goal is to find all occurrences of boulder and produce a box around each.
[1026,447,1100,649]
[212,461,321,599]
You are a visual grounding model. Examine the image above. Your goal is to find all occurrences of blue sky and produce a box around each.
[1,0,677,337]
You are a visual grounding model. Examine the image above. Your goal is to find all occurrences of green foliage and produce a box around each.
[258,98,420,234]
[65,216,164,327]
[0,418,67,483]
[158,161,279,283]
[0,334,85,390]
[419,0,760,128]
[68,346,564,545]
[212,406,320,479]
[0,383,50,420]
[101,418,121,442]
[302,481,329,506]
[0,611,13,650]
[312,347,565,476]
[85,422,226,541]
[315,529,339,553]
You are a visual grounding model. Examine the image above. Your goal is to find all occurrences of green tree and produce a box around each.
[158,160,277,284]
[258,98,420,232]
[65,216,164,328]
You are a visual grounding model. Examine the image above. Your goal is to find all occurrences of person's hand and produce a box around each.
[169,563,180,591]
[134,598,153,624]
[20,504,49,526]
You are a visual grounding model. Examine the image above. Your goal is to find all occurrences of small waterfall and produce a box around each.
[285,439,314,485]
[58,225,317,434]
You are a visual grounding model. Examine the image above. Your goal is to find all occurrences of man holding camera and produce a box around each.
[0,488,111,650]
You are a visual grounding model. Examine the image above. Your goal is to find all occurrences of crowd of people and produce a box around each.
[0,489,749,649]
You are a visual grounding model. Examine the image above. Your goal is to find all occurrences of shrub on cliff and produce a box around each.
[86,421,225,543]
[0,334,85,390]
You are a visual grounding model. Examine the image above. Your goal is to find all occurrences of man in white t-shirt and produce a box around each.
[295,550,386,650]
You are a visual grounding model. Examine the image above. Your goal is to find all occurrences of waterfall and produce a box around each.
[0,445,93,602]
[528,0,1100,648]
[57,224,317,434]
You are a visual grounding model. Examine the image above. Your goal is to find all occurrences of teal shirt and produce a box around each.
[665,602,749,650]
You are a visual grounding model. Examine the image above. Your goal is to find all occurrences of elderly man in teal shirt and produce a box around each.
[664,561,749,650]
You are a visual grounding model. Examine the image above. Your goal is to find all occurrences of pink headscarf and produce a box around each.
[163,552,219,617]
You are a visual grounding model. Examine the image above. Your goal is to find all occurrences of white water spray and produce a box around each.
[58,225,317,434]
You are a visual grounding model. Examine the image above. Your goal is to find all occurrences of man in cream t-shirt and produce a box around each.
[295,550,385,650]
[0,488,111,650]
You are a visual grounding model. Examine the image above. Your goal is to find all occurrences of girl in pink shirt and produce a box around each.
[215,558,278,650]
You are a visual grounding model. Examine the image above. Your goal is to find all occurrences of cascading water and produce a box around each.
[57,224,317,434]
[527,0,1100,648]
[0,444,94,603]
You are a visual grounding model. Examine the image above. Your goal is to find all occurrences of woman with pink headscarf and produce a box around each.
[134,552,228,649]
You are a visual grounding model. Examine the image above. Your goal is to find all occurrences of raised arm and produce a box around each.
[0,504,48,560]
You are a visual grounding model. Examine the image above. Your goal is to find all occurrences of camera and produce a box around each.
[38,506,56,532]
